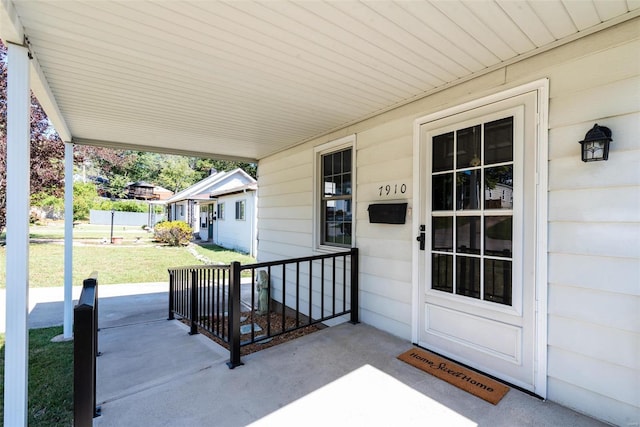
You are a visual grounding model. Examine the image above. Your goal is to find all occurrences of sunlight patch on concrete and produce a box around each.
[249,364,477,426]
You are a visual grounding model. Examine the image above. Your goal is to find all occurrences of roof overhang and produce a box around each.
[2,1,639,161]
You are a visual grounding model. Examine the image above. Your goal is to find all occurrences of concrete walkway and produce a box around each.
[2,284,607,426]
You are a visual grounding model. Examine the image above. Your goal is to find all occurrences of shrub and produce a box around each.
[95,199,148,213]
[154,221,192,246]
[73,182,99,221]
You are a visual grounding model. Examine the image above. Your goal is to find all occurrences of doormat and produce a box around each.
[397,348,509,405]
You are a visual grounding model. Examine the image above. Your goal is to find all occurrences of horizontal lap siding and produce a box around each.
[542,26,640,425]
[257,18,640,425]
[257,146,315,261]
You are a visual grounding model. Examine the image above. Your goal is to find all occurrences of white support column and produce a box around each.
[4,42,31,427]
[63,142,74,338]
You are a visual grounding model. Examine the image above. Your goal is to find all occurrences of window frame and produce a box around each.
[313,135,356,251]
[217,202,225,220]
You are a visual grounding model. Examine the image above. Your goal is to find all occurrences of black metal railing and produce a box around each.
[73,272,101,426]
[168,248,359,368]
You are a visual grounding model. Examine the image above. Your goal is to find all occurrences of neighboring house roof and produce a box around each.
[166,169,256,204]
[127,181,155,188]
[209,183,258,198]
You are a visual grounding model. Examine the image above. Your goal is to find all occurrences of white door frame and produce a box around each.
[411,79,549,398]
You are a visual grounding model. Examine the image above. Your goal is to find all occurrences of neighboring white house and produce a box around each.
[256,21,640,427]
[165,168,257,255]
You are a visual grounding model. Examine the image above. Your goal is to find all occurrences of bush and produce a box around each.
[95,199,148,213]
[73,182,99,221]
[154,221,192,246]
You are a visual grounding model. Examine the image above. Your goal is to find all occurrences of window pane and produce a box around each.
[484,166,513,209]
[432,254,453,293]
[432,173,453,211]
[457,125,481,168]
[485,217,512,257]
[432,217,453,252]
[333,175,343,195]
[343,149,352,173]
[485,117,513,164]
[456,256,480,299]
[324,177,336,197]
[484,259,512,305]
[456,170,481,210]
[432,132,454,172]
[341,174,352,195]
[324,199,351,246]
[456,216,481,254]
[331,152,342,176]
[323,153,332,177]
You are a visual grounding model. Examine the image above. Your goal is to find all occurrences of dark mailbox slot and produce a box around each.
[368,203,408,224]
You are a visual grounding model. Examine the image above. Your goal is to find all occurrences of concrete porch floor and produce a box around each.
[84,287,605,427]
[13,284,607,426]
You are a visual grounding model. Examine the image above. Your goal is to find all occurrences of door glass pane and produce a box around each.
[430,114,515,306]
[485,117,513,164]
[457,125,481,168]
[432,217,453,252]
[484,259,512,305]
[432,173,453,211]
[485,217,512,257]
[457,170,481,210]
[432,132,454,172]
[484,166,513,209]
[456,256,480,299]
[432,254,453,293]
[456,216,481,254]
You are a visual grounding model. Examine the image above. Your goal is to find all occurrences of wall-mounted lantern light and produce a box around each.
[579,124,612,162]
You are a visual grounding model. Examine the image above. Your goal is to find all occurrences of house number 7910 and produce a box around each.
[379,183,407,196]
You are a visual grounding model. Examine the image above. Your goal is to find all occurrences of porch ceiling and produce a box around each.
[2,1,638,161]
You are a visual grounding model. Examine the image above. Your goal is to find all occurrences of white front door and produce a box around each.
[415,90,540,392]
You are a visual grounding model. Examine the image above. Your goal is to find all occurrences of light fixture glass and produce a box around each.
[579,124,612,162]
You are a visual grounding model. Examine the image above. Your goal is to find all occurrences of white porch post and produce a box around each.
[63,142,74,338]
[4,42,31,427]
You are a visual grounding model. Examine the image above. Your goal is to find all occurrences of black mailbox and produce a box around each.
[367,203,408,224]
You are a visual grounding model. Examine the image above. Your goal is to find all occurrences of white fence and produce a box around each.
[89,209,165,227]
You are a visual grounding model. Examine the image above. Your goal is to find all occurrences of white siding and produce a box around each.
[257,18,640,426]
[215,192,257,255]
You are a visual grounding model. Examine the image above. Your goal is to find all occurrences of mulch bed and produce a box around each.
[180,311,324,355]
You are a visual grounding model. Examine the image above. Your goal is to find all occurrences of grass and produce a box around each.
[192,243,256,265]
[0,244,202,288]
[0,224,257,288]
[0,327,74,427]
[29,222,152,241]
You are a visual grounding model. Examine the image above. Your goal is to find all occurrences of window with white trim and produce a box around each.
[217,203,225,220]
[235,200,246,220]
[316,136,355,248]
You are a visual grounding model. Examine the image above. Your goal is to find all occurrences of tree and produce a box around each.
[157,156,196,192]
[0,40,65,232]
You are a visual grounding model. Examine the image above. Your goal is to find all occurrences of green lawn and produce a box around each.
[0,327,74,427]
[0,244,202,288]
[29,222,153,242]
[192,243,256,265]
[0,224,257,288]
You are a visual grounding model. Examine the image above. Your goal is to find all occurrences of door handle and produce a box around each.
[416,225,426,251]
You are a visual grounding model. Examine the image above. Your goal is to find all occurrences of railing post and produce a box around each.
[227,261,244,368]
[189,269,198,335]
[74,273,101,426]
[350,248,359,324]
[168,270,175,320]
